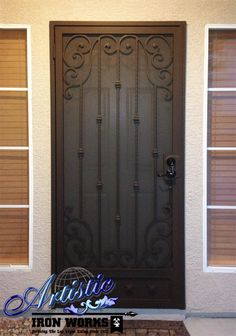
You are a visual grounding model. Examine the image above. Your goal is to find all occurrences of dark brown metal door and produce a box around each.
[51,22,186,308]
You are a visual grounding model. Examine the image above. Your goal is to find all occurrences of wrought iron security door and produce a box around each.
[51,22,186,308]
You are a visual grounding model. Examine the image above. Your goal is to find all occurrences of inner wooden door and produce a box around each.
[51,22,186,308]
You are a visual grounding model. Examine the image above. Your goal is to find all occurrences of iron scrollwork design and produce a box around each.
[103,249,135,268]
[141,35,173,101]
[64,207,96,267]
[63,34,173,101]
[63,35,97,100]
[142,216,172,268]
[119,35,136,55]
[102,35,118,55]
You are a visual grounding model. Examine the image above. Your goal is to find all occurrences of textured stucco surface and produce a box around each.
[0,0,236,313]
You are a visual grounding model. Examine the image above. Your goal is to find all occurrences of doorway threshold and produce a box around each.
[41,308,186,320]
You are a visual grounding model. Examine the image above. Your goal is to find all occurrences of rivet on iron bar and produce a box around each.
[152,148,158,158]
[96,115,103,124]
[115,81,121,89]
[78,148,84,158]
[133,116,140,125]
[115,215,121,223]
[97,181,103,191]
[133,181,140,192]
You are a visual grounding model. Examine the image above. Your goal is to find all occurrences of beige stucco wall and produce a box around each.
[0,0,236,313]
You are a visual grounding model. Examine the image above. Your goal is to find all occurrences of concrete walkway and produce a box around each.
[184,318,236,336]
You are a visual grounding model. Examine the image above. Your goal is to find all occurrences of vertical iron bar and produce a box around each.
[134,39,139,265]
[153,85,158,220]
[97,38,102,266]
[115,44,121,252]
[79,85,84,220]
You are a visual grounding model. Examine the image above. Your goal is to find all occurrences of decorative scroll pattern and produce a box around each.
[63,35,96,100]
[142,200,173,268]
[63,34,173,268]
[64,207,96,267]
[143,36,173,101]
[63,35,173,101]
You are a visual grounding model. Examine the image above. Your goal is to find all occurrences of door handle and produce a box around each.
[157,155,177,179]
[166,157,176,178]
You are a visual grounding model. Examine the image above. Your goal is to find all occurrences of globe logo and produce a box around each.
[54,267,94,293]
